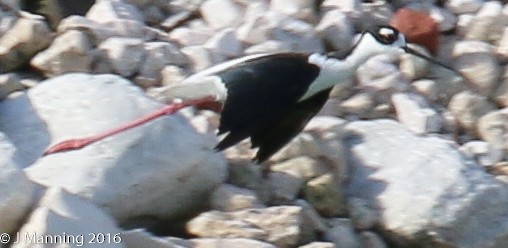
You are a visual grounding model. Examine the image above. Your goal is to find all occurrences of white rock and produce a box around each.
[345,119,508,247]
[321,0,362,19]
[244,40,291,54]
[99,37,145,77]
[456,14,475,36]
[9,73,227,223]
[191,238,276,248]
[200,0,243,29]
[410,79,438,102]
[57,15,115,44]
[429,6,457,32]
[452,40,495,57]
[496,27,508,62]
[359,231,387,248]
[12,187,123,248]
[448,90,495,131]
[477,109,508,150]
[187,206,303,248]
[493,68,508,107]
[122,229,190,248]
[465,1,504,43]
[0,134,35,234]
[324,218,361,248]
[0,16,52,72]
[86,0,144,24]
[31,30,93,76]
[160,65,186,87]
[204,28,242,59]
[460,141,503,167]
[392,93,442,135]
[446,0,483,14]
[0,73,24,100]
[270,0,316,22]
[236,3,271,44]
[105,19,153,40]
[315,10,354,52]
[181,46,213,72]
[211,184,264,211]
[271,18,324,53]
[169,27,211,46]
[455,53,501,96]
[304,174,347,217]
[298,242,336,248]
[360,0,393,29]
[399,44,430,80]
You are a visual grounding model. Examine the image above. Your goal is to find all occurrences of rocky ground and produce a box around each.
[2,0,508,247]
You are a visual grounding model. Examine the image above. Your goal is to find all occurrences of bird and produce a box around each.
[44,25,456,167]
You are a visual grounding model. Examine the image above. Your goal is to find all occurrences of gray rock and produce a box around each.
[448,90,495,132]
[359,231,387,248]
[296,199,328,237]
[31,30,93,76]
[191,238,276,248]
[345,119,508,247]
[321,0,362,21]
[8,73,227,223]
[57,15,116,44]
[446,0,483,14]
[454,53,501,96]
[0,16,52,72]
[267,170,305,205]
[496,27,508,63]
[298,242,336,248]
[12,187,123,248]
[429,6,457,32]
[465,1,504,43]
[0,134,35,234]
[348,197,379,230]
[315,9,354,54]
[323,218,361,248]
[160,65,187,87]
[169,27,211,46]
[460,141,503,167]
[244,40,291,54]
[303,174,347,217]
[86,0,144,24]
[392,93,442,135]
[270,0,316,22]
[477,109,508,151]
[204,28,242,59]
[99,37,145,77]
[0,73,24,100]
[181,46,213,72]
[187,206,303,248]
[410,79,438,102]
[236,2,270,44]
[211,184,264,211]
[200,0,243,29]
[271,17,324,53]
[399,44,430,81]
[122,229,190,248]
[493,68,508,107]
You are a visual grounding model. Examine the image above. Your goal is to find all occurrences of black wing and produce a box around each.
[214,53,321,155]
[251,88,332,163]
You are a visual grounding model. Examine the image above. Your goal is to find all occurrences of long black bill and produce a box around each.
[402,46,456,72]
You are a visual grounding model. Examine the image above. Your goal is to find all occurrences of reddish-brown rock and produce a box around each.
[390,8,439,55]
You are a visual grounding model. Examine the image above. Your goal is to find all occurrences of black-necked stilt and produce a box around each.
[44,25,455,165]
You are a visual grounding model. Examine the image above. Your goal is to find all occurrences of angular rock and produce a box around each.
[303,174,347,217]
[0,134,35,234]
[211,184,264,211]
[122,229,191,248]
[465,1,504,43]
[236,2,270,44]
[446,0,483,14]
[31,30,93,76]
[455,53,501,96]
[392,93,442,134]
[493,68,508,107]
[86,0,144,24]
[57,15,116,44]
[477,109,508,151]
[315,10,354,53]
[244,40,291,54]
[10,73,227,223]
[204,28,242,59]
[0,16,52,72]
[181,46,213,72]
[348,197,379,230]
[0,73,24,100]
[429,6,457,32]
[271,18,324,53]
[266,170,305,205]
[323,218,360,248]
[160,65,186,87]
[399,44,430,80]
[345,119,508,247]
[200,0,243,29]
[298,242,336,248]
[410,79,438,102]
[191,238,276,248]
[187,206,303,248]
[452,40,495,57]
[169,27,211,46]
[339,92,375,118]
[448,90,495,131]
[270,0,316,22]
[460,141,503,167]
[12,187,123,248]
[359,231,387,248]
[99,37,145,77]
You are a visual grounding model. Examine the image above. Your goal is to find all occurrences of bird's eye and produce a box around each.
[376,27,399,44]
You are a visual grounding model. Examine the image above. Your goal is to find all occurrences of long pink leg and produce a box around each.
[43,96,216,156]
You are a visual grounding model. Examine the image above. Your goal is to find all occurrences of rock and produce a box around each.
[134,41,187,88]
[359,231,387,248]
[392,93,442,135]
[477,109,508,151]
[303,174,347,217]
[348,197,379,230]
[57,15,116,44]
[142,4,164,24]
[191,238,276,248]
[298,242,336,248]
[0,73,24,100]
[338,92,375,118]
[200,0,243,29]
[452,40,495,57]
[315,10,354,53]
[429,6,457,32]
[410,79,438,102]
[271,18,324,53]
[210,184,264,211]
[295,199,328,237]
[448,90,495,132]
[204,28,242,59]
[122,229,191,248]
[0,16,52,72]
[455,54,501,97]
[323,218,361,248]
[465,1,504,43]
[236,2,270,44]
[187,206,304,248]
[321,0,362,21]
[169,27,211,46]
[160,65,186,87]
[460,141,503,167]
[360,0,393,28]
[31,30,93,76]
[399,44,430,80]
[271,156,330,181]
[266,170,305,205]
[0,134,35,234]
[446,0,483,14]
[99,37,145,77]
[86,0,144,24]
[493,68,508,107]
[344,119,508,247]
[12,187,123,248]
[270,0,316,22]
[389,8,439,54]
[8,73,227,223]
[244,40,291,54]
[496,27,508,62]
[181,46,213,72]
